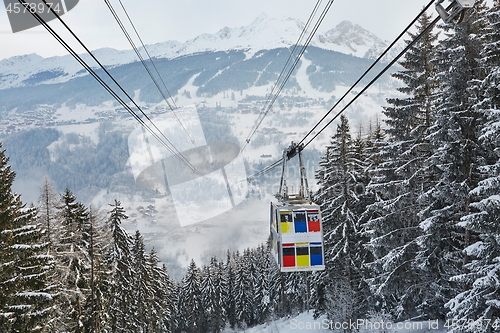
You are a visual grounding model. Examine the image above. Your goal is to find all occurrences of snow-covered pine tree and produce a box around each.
[164,264,178,333]
[216,259,228,330]
[148,248,176,333]
[313,114,369,325]
[416,0,489,320]
[52,188,91,332]
[268,251,285,318]
[252,244,271,324]
[361,11,440,320]
[131,230,152,332]
[102,200,135,333]
[37,176,58,246]
[234,249,256,327]
[223,250,237,329]
[82,206,108,333]
[364,117,385,172]
[201,257,226,333]
[0,143,55,332]
[445,1,500,330]
[177,259,204,333]
[201,264,215,331]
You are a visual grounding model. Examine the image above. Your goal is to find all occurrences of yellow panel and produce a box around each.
[296,242,308,247]
[297,255,310,267]
[281,222,294,234]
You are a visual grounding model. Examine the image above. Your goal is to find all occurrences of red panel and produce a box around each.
[283,255,296,267]
[308,221,321,232]
[282,244,296,267]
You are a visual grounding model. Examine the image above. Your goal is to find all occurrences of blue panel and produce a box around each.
[311,254,323,266]
[294,221,307,233]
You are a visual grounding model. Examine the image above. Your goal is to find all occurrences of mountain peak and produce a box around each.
[316,20,387,58]
[250,12,270,25]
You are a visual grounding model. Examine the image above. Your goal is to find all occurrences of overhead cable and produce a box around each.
[301,11,442,149]
[104,0,211,165]
[297,0,437,147]
[246,157,284,182]
[246,0,442,181]
[241,0,335,152]
[20,0,201,175]
[115,0,178,110]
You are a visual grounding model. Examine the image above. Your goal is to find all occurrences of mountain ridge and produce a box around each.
[0,15,398,90]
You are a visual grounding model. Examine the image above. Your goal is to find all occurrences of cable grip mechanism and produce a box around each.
[277,142,312,205]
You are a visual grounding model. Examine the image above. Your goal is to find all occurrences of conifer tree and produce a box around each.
[216,259,228,328]
[224,251,237,329]
[268,256,284,317]
[362,11,440,320]
[201,257,226,333]
[38,176,58,246]
[0,143,55,332]
[82,206,108,333]
[446,1,500,328]
[416,0,489,319]
[253,244,271,323]
[131,230,152,332]
[102,200,134,333]
[52,189,90,332]
[233,249,254,327]
[313,115,368,324]
[177,259,204,333]
[148,248,176,333]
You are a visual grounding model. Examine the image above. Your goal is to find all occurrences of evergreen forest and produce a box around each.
[1,2,500,332]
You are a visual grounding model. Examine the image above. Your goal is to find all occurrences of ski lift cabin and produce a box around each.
[270,143,325,272]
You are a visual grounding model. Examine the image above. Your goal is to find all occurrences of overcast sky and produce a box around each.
[0,0,444,61]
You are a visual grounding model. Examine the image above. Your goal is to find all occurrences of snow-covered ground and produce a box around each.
[228,312,447,333]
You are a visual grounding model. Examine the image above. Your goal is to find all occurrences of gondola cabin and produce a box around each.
[270,200,325,272]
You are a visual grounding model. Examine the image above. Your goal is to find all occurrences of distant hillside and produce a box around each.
[0,46,392,112]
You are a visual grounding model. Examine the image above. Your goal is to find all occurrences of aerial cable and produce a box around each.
[241,0,334,152]
[17,0,195,173]
[242,0,334,152]
[255,0,323,120]
[115,0,178,110]
[264,0,335,122]
[105,0,195,136]
[104,0,211,166]
[301,7,443,149]
[36,0,202,175]
[16,1,175,160]
[20,0,202,175]
[246,0,445,181]
[297,0,437,147]
[246,157,284,182]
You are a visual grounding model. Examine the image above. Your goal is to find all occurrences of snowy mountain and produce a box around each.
[0,14,396,90]
[317,20,391,59]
